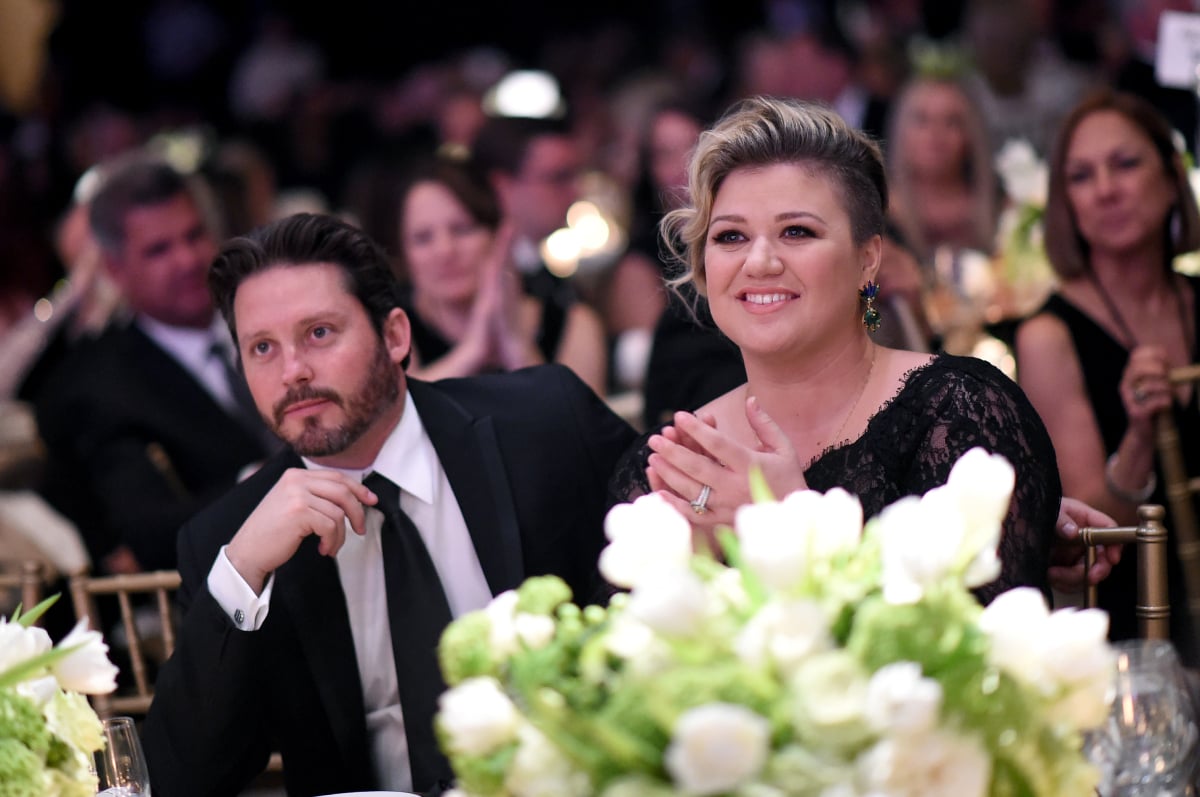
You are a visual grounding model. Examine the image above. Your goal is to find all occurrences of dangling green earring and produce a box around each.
[860,281,881,331]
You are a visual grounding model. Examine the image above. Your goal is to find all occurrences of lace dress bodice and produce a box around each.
[608,355,1062,604]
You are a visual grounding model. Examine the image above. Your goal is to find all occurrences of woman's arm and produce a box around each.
[556,302,609,397]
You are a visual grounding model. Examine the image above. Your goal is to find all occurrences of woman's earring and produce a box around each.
[860,281,881,331]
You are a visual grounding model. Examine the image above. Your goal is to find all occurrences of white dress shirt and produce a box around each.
[137,314,241,413]
[207,390,493,790]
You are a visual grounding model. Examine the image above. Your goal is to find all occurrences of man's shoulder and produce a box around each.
[180,451,298,548]
[417,363,592,411]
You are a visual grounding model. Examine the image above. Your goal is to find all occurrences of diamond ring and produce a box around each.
[690,484,712,515]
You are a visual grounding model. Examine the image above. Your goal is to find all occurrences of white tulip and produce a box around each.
[0,618,52,675]
[737,498,815,593]
[978,587,1050,683]
[438,677,521,756]
[627,568,709,637]
[51,619,118,695]
[864,662,942,734]
[513,613,556,650]
[802,488,863,559]
[734,600,831,674]
[665,703,770,796]
[877,494,961,604]
[994,138,1048,206]
[600,493,693,590]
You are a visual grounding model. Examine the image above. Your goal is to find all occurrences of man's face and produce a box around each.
[501,134,582,242]
[234,262,411,468]
[108,193,217,328]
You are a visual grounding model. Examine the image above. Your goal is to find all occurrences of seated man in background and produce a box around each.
[143,213,634,796]
[34,154,276,573]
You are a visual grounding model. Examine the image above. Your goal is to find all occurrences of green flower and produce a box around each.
[44,690,104,755]
[0,691,50,759]
[0,738,43,797]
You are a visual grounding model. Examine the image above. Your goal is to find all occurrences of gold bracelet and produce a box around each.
[1104,452,1156,503]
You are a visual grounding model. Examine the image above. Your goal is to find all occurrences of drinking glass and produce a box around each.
[1085,639,1198,796]
[94,716,152,796]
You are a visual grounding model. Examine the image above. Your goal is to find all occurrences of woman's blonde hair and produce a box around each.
[885,76,997,261]
[661,96,887,295]
[1044,88,1200,279]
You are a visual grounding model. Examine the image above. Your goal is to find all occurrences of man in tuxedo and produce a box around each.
[142,213,635,797]
[472,114,583,308]
[34,155,274,573]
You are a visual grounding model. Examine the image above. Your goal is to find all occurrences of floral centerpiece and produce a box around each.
[435,448,1115,797]
[992,138,1057,317]
[0,597,119,797]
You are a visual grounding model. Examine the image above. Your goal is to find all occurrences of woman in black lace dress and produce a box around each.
[608,96,1061,605]
[1016,90,1200,660]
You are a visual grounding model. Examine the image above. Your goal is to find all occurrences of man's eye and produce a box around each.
[253,341,270,355]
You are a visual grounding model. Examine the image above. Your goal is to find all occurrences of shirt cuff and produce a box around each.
[207,545,275,630]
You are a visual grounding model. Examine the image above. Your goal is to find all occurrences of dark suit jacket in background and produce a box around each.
[33,320,272,570]
[143,364,636,797]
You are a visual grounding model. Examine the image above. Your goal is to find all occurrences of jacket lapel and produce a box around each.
[275,535,373,778]
[409,380,525,594]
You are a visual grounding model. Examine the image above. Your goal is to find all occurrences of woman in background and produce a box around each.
[395,155,607,394]
[1016,89,1200,659]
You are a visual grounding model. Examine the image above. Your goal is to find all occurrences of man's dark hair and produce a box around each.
[209,213,404,348]
[471,115,573,177]
[88,155,193,254]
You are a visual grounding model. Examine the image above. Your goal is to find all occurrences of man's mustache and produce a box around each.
[273,386,343,425]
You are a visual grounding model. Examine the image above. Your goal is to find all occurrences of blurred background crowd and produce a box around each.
[2,0,1199,591]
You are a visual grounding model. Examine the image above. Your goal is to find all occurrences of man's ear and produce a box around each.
[383,308,412,366]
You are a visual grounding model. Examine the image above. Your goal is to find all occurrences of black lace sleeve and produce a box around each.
[807,355,1061,604]
[605,356,1061,605]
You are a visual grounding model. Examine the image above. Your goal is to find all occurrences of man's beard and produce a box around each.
[270,340,400,457]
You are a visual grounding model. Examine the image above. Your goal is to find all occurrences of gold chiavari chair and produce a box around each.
[68,569,181,719]
[1156,364,1200,637]
[1081,504,1170,639]
[0,560,45,619]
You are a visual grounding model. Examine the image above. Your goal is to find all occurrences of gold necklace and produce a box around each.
[823,345,877,448]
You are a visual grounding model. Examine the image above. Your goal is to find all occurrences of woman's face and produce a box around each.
[1064,110,1177,259]
[703,162,879,361]
[401,181,494,303]
[648,110,702,209]
[899,82,971,181]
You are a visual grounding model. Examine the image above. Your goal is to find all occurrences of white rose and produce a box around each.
[737,498,815,592]
[665,703,770,796]
[0,618,52,675]
[864,662,942,735]
[734,600,831,674]
[438,677,521,756]
[789,652,870,746]
[505,723,591,797]
[51,619,118,695]
[600,493,694,589]
[859,729,990,797]
[627,568,709,636]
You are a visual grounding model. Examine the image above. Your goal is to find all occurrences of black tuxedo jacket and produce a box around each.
[143,365,635,797]
[34,320,270,569]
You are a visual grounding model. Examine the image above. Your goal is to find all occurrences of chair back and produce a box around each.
[68,569,181,718]
[1081,504,1169,638]
[1157,364,1200,635]
[0,560,45,618]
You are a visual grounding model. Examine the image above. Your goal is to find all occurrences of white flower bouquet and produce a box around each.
[436,448,1116,797]
[0,596,119,797]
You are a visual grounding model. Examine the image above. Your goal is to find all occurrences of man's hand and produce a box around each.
[225,468,376,593]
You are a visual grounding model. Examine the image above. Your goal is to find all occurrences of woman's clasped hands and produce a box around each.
[646,396,808,531]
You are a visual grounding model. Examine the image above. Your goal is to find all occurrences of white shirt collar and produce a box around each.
[300,389,436,505]
[137,314,232,365]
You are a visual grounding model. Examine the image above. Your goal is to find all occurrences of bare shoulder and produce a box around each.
[876,347,935,388]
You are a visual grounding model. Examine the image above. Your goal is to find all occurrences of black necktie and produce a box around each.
[362,472,454,792]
